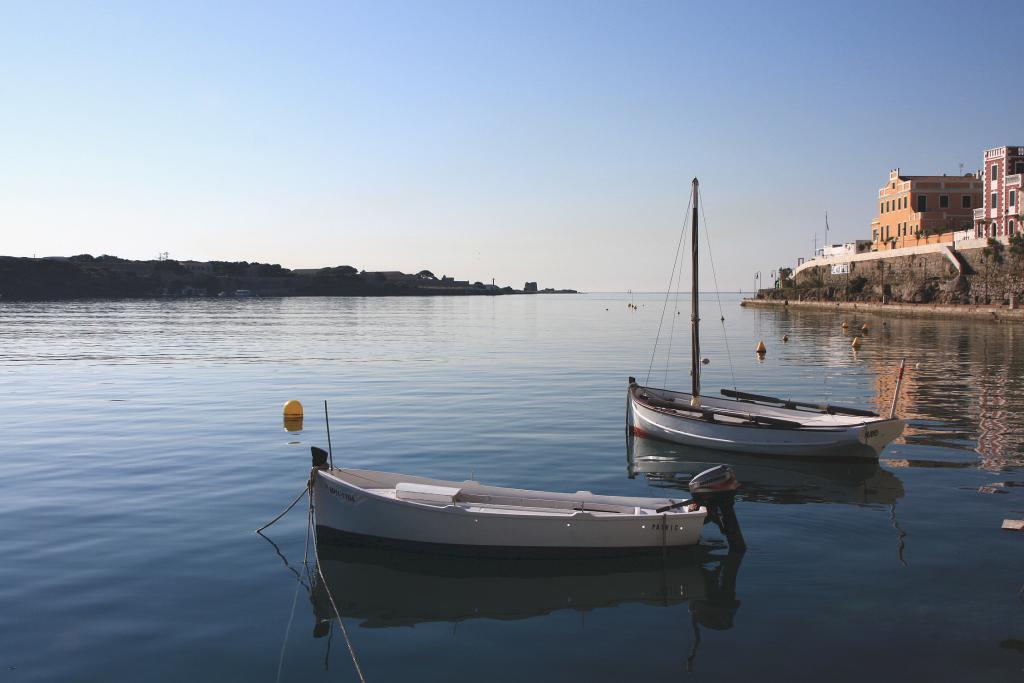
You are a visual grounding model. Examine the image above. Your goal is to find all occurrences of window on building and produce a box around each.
[873,229,878,242]
[879,202,884,214]
[1016,161,1024,174]
[1011,190,1017,208]
[992,192,999,208]
[939,195,949,208]
[962,195,972,208]
[917,195,927,212]
[992,164,999,182]
[1011,220,1016,234]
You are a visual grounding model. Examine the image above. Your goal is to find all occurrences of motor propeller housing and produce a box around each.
[689,465,746,553]
[688,464,739,495]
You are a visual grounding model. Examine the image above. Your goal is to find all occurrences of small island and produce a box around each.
[0,255,578,300]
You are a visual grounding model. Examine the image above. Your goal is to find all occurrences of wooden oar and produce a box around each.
[719,388,878,417]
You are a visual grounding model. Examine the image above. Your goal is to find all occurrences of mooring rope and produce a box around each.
[256,478,367,683]
[311,509,367,683]
[646,193,693,385]
[697,186,738,394]
[274,497,313,683]
[256,487,308,534]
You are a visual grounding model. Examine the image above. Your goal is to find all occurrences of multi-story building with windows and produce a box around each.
[973,146,1024,238]
[870,168,982,249]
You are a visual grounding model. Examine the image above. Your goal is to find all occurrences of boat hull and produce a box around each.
[313,468,706,555]
[627,384,903,459]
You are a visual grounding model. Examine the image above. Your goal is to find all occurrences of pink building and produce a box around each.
[974,146,1024,238]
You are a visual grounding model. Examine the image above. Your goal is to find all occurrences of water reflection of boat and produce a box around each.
[310,540,742,632]
[626,433,904,506]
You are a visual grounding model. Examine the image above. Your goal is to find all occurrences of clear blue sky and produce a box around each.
[2,0,1021,291]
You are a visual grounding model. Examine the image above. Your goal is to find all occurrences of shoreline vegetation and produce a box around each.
[0,255,578,300]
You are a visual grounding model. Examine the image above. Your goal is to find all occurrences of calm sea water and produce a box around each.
[1,294,1021,682]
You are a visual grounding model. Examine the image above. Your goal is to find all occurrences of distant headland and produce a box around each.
[0,255,578,300]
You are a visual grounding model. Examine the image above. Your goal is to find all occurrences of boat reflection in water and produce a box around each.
[310,538,742,669]
[626,433,904,506]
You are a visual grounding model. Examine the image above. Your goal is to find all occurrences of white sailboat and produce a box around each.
[627,178,904,460]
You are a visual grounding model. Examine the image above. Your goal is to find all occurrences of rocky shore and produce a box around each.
[769,237,1023,308]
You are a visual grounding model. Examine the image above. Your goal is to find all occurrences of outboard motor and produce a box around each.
[689,465,746,552]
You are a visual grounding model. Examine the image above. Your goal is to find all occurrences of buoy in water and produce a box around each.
[782,334,789,342]
[756,340,767,355]
[842,321,849,329]
[851,336,862,349]
[701,357,710,365]
[861,323,869,333]
[283,399,304,432]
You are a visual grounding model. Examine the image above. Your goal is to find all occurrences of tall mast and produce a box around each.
[691,177,701,404]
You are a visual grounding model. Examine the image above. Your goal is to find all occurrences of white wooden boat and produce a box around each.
[628,382,904,459]
[311,458,708,555]
[628,178,904,460]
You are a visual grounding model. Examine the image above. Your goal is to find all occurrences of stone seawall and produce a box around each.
[790,243,1023,305]
[741,297,1024,323]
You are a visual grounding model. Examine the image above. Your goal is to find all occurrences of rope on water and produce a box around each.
[697,186,738,394]
[256,478,365,682]
[256,487,308,533]
[274,494,313,683]
[646,192,693,385]
[311,510,368,683]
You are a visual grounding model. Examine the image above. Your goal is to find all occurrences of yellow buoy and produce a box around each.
[283,399,303,418]
[756,340,767,354]
[851,336,862,349]
[283,415,303,432]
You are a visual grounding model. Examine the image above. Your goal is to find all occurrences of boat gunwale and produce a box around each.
[317,468,705,521]
[629,383,895,433]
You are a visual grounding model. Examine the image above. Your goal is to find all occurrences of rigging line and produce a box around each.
[311,510,368,683]
[646,192,693,385]
[696,187,738,393]
[663,226,688,387]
